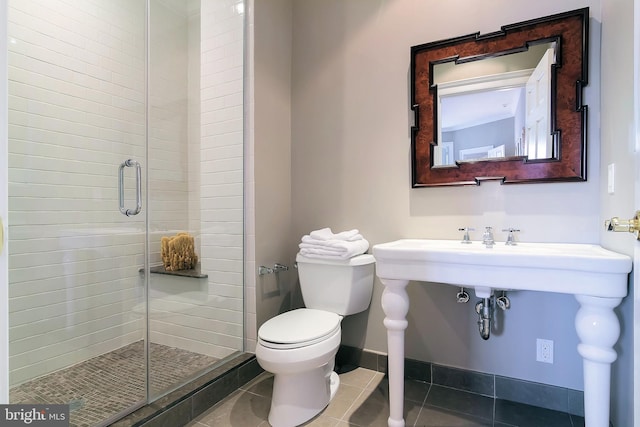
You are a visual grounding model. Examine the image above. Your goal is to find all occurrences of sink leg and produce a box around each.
[574,294,622,427]
[380,278,410,427]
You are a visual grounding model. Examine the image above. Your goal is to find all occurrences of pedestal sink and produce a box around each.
[372,239,632,427]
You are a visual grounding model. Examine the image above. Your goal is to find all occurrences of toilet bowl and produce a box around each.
[255,253,375,427]
[256,309,342,427]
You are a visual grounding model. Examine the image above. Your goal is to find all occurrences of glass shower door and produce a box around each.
[6,0,246,423]
[145,0,246,400]
[7,0,149,424]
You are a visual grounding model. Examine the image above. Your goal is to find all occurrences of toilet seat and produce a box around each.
[258,309,342,350]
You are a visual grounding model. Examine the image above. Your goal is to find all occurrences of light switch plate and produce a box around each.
[608,163,615,194]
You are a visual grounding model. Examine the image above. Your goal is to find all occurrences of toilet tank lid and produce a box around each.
[296,253,375,266]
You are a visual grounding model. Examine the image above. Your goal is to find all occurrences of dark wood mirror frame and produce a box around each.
[410,8,589,187]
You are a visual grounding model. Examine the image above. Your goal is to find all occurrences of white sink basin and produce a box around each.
[372,239,632,427]
[373,239,632,298]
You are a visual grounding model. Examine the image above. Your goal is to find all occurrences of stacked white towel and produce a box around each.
[299,228,369,259]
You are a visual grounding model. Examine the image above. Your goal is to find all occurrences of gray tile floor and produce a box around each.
[187,367,585,427]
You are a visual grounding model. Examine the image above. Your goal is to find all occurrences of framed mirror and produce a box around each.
[410,8,589,187]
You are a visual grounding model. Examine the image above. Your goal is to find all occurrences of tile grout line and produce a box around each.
[412,382,432,427]
[337,386,367,426]
[336,369,381,426]
[193,388,244,426]
[493,374,497,424]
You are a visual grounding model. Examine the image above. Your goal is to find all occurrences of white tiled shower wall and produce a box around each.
[148,0,245,358]
[193,0,245,357]
[7,0,245,386]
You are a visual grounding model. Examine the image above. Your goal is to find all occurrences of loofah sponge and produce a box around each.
[161,232,198,271]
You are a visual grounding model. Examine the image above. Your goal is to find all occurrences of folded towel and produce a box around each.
[299,237,369,259]
[302,234,362,245]
[309,227,363,242]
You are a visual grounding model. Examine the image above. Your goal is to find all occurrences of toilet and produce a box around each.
[255,252,375,427]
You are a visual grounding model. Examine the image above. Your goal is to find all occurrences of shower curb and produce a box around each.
[109,352,263,427]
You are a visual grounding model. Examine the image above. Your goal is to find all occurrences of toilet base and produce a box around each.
[329,370,340,400]
[268,365,339,427]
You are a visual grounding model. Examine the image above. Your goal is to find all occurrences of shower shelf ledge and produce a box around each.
[139,264,208,279]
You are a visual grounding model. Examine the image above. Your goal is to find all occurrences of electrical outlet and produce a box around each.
[536,339,554,364]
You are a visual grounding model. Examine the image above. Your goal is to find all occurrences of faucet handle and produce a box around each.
[502,228,520,245]
[482,227,495,248]
[458,227,475,244]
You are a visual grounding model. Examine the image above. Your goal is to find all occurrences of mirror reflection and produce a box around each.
[411,7,588,186]
[433,43,556,166]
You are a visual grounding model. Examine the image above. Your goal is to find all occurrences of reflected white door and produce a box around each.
[488,145,506,158]
[525,48,554,159]
[434,141,454,165]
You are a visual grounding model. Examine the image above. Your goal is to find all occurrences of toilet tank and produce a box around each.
[296,253,375,316]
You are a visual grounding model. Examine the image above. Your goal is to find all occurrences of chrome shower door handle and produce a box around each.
[118,159,142,216]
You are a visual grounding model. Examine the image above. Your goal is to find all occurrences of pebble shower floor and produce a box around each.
[10,342,219,427]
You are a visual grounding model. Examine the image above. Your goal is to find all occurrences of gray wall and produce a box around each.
[445,117,516,161]
[253,0,298,333]
[599,0,635,425]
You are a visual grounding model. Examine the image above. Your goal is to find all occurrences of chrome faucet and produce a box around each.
[458,227,474,244]
[503,228,520,246]
[482,227,494,248]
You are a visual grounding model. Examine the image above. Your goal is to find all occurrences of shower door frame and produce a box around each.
[0,0,8,405]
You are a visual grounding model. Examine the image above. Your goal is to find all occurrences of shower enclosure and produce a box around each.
[4,0,245,425]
